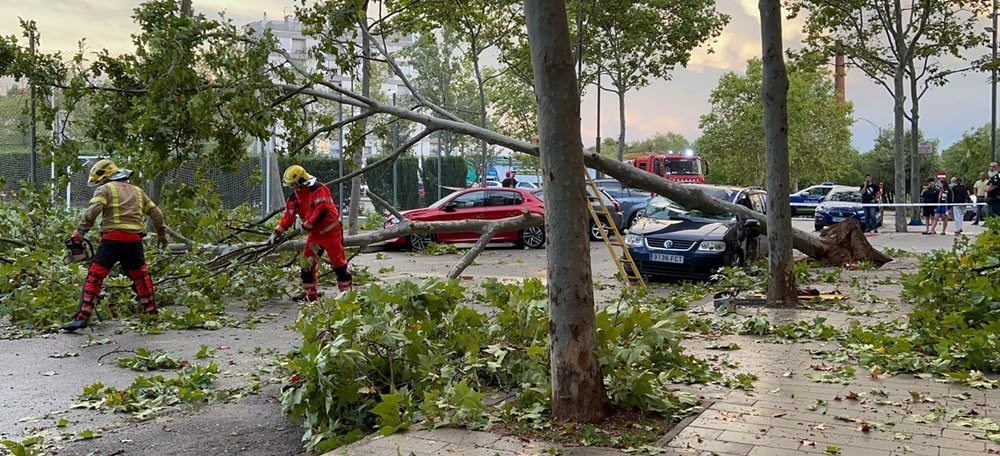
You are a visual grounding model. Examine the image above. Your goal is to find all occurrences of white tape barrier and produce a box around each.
[791,202,988,208]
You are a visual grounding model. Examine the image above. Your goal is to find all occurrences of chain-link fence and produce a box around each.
[1,85,493,217]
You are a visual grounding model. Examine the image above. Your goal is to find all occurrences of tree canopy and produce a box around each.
[584,0,728,160]
[941,124,995,184]
[696,58,854,189]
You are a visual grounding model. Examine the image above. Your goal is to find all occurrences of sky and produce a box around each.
[1,0,994,153]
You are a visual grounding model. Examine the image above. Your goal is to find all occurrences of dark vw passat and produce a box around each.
[624,185,766,280]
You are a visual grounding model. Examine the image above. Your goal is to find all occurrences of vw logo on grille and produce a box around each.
[663,240,673,248]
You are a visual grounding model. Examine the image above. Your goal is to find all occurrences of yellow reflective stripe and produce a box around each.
[90,196,107,205]
[103,223,146,231]
[108,182,122,225]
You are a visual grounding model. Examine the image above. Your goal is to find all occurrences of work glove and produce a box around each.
[156,233,169,249]
[267,231,282,245]
[71,231,83,244]
[302,222,314,232]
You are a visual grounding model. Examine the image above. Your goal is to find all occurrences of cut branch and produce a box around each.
[365,190,406,222]
[189,213,543,256]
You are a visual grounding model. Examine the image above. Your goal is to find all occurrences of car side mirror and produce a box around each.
[744,219,761,230]
[443,202,458,212]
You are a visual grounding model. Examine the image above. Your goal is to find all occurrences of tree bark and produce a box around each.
[758,0,796,306]
[908,60,921,221]
[524,0,612,423]
[617,89,626,161]
[349,15,372,236]
[891,2,908,233]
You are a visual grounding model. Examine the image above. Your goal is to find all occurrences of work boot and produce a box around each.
[61,318,89,332]
[292,292,323,302]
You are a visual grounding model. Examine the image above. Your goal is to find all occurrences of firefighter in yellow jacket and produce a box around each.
[62,159,168,332]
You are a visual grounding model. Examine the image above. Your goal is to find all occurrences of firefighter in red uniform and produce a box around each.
[63,159,167,332]
[268,165,352,300]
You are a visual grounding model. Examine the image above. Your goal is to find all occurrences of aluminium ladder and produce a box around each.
[584,173,646,288]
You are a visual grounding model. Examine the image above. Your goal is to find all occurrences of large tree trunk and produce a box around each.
[759,0,796,306]
[617,89,626,161]
[891,6,908,233]
[524,0,612,423]
[348,15,371,235]
[908,61,921,222]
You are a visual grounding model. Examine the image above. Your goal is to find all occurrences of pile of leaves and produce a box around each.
[0,184,292,332]
[279,278,711,452]
[74,362,240,420]
[840,219,1000,374]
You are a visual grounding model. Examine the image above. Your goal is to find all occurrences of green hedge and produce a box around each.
[277,155,345,203]
[366,156,422,210]
[422,156,468,203]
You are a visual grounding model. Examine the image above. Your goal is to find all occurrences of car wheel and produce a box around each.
[516,226,546,249]
[814,224,823,232]
[408,233,433,251]
[790,207,797,218]
[590,221,611,241]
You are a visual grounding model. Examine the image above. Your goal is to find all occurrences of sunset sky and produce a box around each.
[2,0,994,153]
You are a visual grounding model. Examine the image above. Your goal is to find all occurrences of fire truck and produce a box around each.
[629,151,706,183]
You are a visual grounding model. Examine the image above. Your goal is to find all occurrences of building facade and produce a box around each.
[247,15,441,161]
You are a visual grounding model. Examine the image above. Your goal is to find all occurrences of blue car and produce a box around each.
[624,185,767,281]
[789,183,837,217]
[814,186,883,231]
[593,178,652,228]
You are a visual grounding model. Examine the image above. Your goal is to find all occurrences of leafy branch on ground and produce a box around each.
[279,278,712,453]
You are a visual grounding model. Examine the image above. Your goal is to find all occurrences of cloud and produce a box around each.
[2,0,989,153]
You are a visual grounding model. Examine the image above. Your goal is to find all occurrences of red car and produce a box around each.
[383,188,546,250]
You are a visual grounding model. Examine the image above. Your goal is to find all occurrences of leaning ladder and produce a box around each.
[584,173,646,288]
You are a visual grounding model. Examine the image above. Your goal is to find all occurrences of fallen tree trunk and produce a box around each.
[281,84,882,264]
[181,212,544,258]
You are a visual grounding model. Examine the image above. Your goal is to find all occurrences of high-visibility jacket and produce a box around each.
[79,181,165,240]
[276,180,340,237]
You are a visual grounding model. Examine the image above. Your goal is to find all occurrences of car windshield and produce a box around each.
[644,196,732,222]
[827,190,861,202]
[428,193,454,208]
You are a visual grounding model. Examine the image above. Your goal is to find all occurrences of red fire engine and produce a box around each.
[629,151,706,184]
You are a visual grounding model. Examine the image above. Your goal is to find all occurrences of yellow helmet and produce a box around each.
[283,165,313,187]
[88,159,119,187]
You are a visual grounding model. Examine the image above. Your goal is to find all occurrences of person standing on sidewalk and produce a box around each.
[973,172,989,224]
[860,174,880,233]
[951,177,970,235]
[921,178,939,233]
[987,161,1000,218]
[929,177,951,235]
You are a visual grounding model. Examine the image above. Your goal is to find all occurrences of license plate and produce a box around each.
[831,217,846,222]
[650,253,684,264]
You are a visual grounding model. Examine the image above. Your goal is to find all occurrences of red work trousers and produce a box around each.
[300,229,352,300]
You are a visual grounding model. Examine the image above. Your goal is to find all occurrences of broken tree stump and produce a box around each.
[817,218,893,266]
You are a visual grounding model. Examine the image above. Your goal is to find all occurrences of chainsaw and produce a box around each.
[63,237,94,265]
